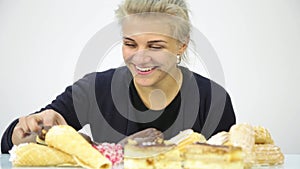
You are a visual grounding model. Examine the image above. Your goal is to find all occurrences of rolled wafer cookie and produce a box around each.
[9,143,77,166]
[45,125,111,169]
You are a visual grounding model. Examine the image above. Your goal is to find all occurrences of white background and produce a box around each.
[0,0,299,153]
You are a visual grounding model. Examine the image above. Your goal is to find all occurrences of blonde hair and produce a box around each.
[115,0,191,57]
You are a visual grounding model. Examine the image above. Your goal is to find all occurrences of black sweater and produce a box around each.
[1,66,235,153]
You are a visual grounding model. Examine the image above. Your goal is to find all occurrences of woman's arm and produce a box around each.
[1,73,94,153]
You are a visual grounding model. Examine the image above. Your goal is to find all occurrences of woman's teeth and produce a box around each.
[136,66,155,72]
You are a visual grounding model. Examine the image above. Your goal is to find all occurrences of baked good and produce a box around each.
[228,123,255,168]
[124,141,180,169]
[183,142,244,169]
[209,124,285,168]
[253,144,284,166]
[9,143,77,166]
[10,125,111,169]
[207,131,229,145]
[167,129,206,151]
[45,125,111,169]
[118,128,164,147]
[253,126,284,166]
[254,126,274,144]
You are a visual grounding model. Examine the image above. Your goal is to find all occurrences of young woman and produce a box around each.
[1,0,235,153]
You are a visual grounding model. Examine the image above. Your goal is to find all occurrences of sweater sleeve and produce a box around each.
[1,73,95,154]
[213,92,236,134]
[193,73,236,139]
[1,119,18,153]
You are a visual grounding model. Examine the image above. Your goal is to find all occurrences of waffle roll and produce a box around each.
[9,143,77,166]
[45,125,111,169]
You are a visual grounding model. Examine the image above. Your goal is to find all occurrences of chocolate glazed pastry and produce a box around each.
[118,128,164,147]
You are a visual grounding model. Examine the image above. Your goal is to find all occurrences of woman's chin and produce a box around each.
[134,77,157,87]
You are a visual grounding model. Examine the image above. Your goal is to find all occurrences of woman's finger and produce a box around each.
[18,116,30,133]
[39,109,67,126]
[55,113,67,125]
[12,126,36,145]
[27,115,43,132]
[13,126,26,139]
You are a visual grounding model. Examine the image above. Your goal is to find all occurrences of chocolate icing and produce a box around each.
[118,128,164,147]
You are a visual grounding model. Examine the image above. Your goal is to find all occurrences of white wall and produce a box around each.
[1,0,299,153]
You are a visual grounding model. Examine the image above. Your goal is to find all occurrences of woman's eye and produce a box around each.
[124,42,136,48]
[149,45,163,50]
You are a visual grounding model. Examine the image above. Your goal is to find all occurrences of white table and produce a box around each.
[1,154,299,169]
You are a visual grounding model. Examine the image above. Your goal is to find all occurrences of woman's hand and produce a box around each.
[12,109,67,145]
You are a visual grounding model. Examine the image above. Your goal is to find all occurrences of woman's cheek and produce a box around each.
[122,48,129,62]
[122,47,133,62]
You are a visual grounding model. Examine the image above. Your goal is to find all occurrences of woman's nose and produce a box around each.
[132,49,152,63]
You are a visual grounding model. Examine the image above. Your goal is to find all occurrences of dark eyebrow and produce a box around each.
[123,37,135,41]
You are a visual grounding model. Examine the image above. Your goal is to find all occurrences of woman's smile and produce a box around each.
[135,65,158,75]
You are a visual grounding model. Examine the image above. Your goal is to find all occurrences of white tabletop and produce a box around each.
[1,154,299,169]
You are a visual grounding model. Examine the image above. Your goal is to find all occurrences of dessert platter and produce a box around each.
[8,124,284,169]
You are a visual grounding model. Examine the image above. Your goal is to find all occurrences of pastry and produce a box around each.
[9,143,77,166]
[207,131,229,145]
[183,142,244,169]
[45,125,112,169]
[253,126,284,166]
[167,129,206,151]
[254,126,274,144]
[124,142,181,169]
[10,125,113,169]
[253,144,284,166]
[118,128,164,147]
[124,129,205,169]
[228,123,255,168]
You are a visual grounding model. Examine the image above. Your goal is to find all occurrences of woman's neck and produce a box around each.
[134,68,183,110]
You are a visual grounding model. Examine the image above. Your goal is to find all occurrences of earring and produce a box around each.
[176,55,181,64]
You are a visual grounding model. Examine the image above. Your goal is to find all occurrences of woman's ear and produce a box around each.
[178,36,189,55]
[178,43,188,55]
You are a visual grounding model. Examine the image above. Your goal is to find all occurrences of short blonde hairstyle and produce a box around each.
[115,0,191,48]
